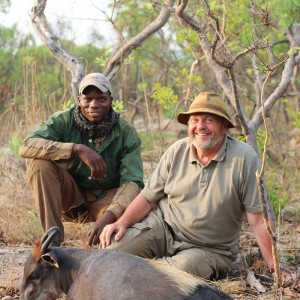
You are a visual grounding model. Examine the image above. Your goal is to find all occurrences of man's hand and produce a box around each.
[100,221,128,249]
[88,211,116,246]
[72,144,106,180]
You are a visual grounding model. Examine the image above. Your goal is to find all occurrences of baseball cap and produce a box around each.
[79,73,112,94]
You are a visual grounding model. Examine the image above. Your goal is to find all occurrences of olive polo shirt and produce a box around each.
[140,135,262,256]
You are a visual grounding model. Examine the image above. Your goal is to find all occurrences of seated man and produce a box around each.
[19,72,144,244]
[100,92,275,280]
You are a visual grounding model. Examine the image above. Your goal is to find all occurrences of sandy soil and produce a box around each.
[1,221,299,300]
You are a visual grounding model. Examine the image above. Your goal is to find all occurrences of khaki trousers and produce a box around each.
[107,209,233,279]
[28,159,118,240]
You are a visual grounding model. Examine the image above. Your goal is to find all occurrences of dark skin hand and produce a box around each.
[88,210,116,246]
[72,144,107,180]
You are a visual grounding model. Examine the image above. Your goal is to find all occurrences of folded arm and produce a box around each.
[19,137,74,160]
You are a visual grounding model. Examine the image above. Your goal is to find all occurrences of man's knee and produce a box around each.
[107,225,161,259]
[157,249,231,280]
[107,227,146,252]
[28,159,53,176]
[157,254,214,279]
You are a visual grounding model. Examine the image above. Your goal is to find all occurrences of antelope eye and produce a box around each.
[30,272,40,281]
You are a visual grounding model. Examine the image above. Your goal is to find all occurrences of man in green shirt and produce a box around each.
[19,73,144,244]
[100,92,275,280]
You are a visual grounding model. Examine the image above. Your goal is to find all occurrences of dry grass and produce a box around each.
[0,91,299,299]
[0,149,43,243]
[0,133,299,299]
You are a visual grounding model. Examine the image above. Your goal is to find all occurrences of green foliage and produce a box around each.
[284,99,300,128]
[0,25,25,88]
[152,83,178,110]
[8,131,22,155]
[236,135,246,143]
[287,46,300,56]
[137,82,148,92]
[266,172,289,216]
[173,68,202,93]
[138,130,174,161]
[177,28,199,46]
[0,24,19,51]
[283,252,299,266]
[61,100,75,110]
[237,128,269,155]
[256,129,270,155]
[112,1,154,38]
[266,0,300,28]
[94,47,111,68]
[112,99,126,113]
[0,0,299,253]
[24,210,43,241]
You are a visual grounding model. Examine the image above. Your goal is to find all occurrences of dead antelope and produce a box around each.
[20,227,233,300]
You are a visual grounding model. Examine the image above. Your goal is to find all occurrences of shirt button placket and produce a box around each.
[201,168,208,186]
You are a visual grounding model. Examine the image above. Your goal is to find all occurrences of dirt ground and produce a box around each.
[0,126,299,299]
[0,219,299,300]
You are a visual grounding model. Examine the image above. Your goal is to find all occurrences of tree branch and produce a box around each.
[249,54,297,131]
[30,0,84,97]
[256,70,282,289]
[103,0,175,80]
[175,1,250,135]
[250,1,295,45]
[99,6,126,46]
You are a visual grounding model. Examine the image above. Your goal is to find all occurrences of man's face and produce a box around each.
[77,86,112,123]
[188,113,228,151]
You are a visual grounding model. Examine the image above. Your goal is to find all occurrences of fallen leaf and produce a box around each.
[246,269,267,293]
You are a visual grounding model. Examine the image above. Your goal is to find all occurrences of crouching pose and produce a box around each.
[19,73,144,243]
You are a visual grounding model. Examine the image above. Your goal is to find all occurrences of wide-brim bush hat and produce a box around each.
[177,92,235,128]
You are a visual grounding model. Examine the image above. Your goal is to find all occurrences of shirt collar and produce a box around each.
[189,134,228,164]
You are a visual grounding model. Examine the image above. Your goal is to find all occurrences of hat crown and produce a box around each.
[79,73,112,94]
[189,92,227,114]
[176,92,235,128]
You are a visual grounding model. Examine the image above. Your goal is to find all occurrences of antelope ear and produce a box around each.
[41,226,61,255]
[41,253,60,268]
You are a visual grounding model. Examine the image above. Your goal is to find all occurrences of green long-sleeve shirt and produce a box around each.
[20,107,144,198]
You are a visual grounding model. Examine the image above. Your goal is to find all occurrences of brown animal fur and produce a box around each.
[32,241,42,261]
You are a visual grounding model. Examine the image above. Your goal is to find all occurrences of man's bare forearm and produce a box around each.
[117,194,154,228]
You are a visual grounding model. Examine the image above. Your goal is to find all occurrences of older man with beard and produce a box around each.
[100,92,275,280]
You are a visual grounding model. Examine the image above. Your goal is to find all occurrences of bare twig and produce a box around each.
[99,8,126,46]
[250,1,295,45]
[256,70,282,291]
[103,0,175,80]
[227,69,249,134]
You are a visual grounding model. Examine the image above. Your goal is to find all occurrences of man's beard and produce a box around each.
[191,134,223,151]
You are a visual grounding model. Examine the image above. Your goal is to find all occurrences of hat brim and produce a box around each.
[177,108,235,128]
[80,83,110,95]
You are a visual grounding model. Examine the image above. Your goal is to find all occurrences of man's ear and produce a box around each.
[77,95,81,106]
[222,120,229,131]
